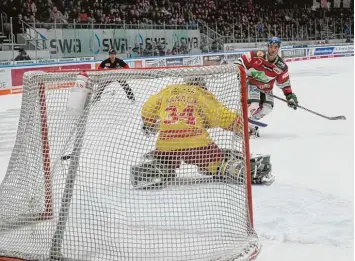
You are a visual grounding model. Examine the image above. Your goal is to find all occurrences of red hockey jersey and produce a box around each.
[239,50,292,95]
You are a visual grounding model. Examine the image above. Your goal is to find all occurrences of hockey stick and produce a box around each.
[248,118,268,128]
[261,91,346,121]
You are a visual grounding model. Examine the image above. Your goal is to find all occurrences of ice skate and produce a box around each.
[249,125,260,138]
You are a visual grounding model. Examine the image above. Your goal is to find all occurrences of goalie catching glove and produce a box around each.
[285,93,298,110]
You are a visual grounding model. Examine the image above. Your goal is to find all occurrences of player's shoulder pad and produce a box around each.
[275,56,288,71]
[252,50,267,59]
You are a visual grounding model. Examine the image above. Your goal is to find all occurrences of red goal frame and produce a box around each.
[0,64,254,261]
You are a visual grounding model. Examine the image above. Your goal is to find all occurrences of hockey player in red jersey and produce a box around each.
[236,37,298,137]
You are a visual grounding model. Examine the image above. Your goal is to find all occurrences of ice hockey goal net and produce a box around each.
[0,65,260,261]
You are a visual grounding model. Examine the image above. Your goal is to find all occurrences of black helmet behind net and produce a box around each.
[109,49,117,55]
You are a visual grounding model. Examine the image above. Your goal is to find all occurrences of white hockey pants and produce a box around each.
[248,85,274,121]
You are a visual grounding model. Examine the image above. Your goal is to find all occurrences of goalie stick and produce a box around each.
[260,90,346,121]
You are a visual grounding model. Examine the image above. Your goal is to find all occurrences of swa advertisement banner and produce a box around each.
[166,57,183,66]
[281,49,306,58]
[33,28,201,58]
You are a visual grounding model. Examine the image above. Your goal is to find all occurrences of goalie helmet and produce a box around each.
[183,76,207,90]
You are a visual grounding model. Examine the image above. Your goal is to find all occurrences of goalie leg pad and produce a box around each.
[147,144,223,175]
[220,149,244,161]
[219,149,274,185]
[250,154,274,185]
[130,161,176,189]
[217,158,245,184]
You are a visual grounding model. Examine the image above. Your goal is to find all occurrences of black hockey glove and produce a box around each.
[285,93,298,110]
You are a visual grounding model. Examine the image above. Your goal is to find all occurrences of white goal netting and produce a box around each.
[0,65,260,261]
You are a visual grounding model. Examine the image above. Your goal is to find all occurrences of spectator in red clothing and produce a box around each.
[78,8,88,23]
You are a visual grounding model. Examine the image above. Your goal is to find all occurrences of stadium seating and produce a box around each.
[0,0,353,54]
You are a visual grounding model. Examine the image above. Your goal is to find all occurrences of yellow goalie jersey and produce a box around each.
[142,84,241,151]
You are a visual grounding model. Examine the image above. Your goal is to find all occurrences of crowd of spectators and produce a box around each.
[0,0,353,54]
[210,1,353,44]
[128,41,191,57]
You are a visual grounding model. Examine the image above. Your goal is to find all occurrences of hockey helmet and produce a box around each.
[109,49,117,55]
[267,37,281,47]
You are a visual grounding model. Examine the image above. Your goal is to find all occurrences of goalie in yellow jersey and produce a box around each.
[131,77,274,189]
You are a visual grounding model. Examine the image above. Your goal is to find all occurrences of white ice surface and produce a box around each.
[0,57,353,260]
